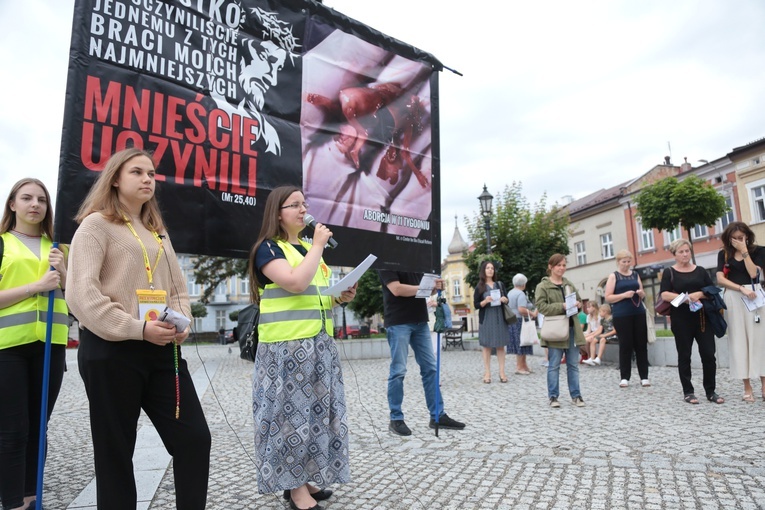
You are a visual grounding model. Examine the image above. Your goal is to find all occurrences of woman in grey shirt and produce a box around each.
[506,274,537,375]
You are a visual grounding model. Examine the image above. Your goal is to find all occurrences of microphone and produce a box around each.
[303,214,338,249]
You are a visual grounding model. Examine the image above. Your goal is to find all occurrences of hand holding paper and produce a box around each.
[741,287,765,312]
[415,274,440,298]
[565,292,578,317]
[489,289,501,306]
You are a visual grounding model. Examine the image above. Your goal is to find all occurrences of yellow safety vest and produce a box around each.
[258,239,333,343]
[0,233,69,348]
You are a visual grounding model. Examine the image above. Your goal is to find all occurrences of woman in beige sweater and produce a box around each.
[66,148,210,510]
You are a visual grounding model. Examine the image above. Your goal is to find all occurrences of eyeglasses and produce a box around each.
[280,202,309,210]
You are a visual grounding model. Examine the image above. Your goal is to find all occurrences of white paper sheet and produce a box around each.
[324,254,377,297]
[671,292,689,307]
[565,292,578,317]
[415,273,440,298]
[490,289,501,306]
[741,287,765,312]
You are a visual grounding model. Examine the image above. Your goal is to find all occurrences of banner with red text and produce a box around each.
[55,0,443,272]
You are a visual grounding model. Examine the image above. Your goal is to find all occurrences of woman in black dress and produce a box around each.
[660,239,724,405]
[473,261,511,383]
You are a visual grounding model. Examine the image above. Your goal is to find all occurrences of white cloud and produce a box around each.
[2,0,764,263]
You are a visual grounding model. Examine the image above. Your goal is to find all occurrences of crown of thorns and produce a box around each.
[244,7,300,63]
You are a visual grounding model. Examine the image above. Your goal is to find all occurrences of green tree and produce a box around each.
[464,182,570,300]
[190,301,208,318]
[192,256,248,304]
[229,309,240,322]
[635,175,728,264]
[347,270,384,325]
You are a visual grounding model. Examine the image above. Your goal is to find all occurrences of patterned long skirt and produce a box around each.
[252,330,350,493]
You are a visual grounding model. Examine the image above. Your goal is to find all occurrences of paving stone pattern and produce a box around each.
[43,344,765,509]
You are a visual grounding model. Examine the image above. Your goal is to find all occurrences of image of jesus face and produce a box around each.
[239,39,287,109]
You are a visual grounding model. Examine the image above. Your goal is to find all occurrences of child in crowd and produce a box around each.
[583,302,602,342]
[583,304,616,366]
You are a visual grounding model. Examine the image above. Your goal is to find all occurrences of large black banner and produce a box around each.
[55,0,443,272]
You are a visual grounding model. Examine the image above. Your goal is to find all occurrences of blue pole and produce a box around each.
[36,241,58,507]
[433,289,442,437]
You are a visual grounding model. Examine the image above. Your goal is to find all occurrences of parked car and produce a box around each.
[334,325,378,339]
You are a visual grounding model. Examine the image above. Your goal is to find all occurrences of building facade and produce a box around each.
[564,182,631,304]
[440,218,476,331]
[730,138,765,241]
[565,153,744,312]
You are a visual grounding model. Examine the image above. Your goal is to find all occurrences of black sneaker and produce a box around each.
[389,420,412,436]
[550,397,560,408]
[429,413,466,430]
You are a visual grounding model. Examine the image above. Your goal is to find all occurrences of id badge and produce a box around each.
[136,289,168,321]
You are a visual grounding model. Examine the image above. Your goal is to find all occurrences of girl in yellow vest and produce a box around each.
[248,186,356,510]
[0,178,67,510]
[66,148,211,510]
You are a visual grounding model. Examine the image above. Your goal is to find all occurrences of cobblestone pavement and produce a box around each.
[43,343,765,509]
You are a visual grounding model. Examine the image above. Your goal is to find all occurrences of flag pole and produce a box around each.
[36,241,58,507]
[433,289,442,437]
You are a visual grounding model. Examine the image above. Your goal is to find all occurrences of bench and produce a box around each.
[443,319,465,350]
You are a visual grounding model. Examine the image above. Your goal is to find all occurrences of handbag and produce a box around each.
[540,315,569,342]
[519,313,539,346]
[434,299,446,333]
[498,282,517,325]
[237,303,260,362]
[654,297,671,316]
[645,309,656,344]
[654,268,674,316]
[502,303,517,325]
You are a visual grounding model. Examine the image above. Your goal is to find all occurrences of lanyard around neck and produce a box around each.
[124,219,164,289]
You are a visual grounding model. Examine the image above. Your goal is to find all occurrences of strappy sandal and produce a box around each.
[707,393,725,404]
[683,394,699,404]
[483,378,491,384]
[743,394,755,403]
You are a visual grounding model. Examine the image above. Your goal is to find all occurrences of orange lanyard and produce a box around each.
[124,219,164,289]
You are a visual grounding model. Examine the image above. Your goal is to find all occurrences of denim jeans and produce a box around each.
[387,322,444,421]
[547,328,582,399]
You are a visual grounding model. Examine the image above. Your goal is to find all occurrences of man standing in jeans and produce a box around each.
[378,270,467,436]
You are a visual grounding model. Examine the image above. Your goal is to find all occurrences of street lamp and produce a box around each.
[338,269,348,339]
[478,184,494,254]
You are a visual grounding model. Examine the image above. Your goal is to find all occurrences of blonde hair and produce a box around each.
[587,301,599,319]
[1,178,54,238]
[599,303,612,315]
[75,148,166,233]
[668,238,691,255]
[615,249,632,261]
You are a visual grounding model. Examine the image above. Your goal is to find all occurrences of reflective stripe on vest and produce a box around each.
[258,239,333,343]
[0,233,69,348]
